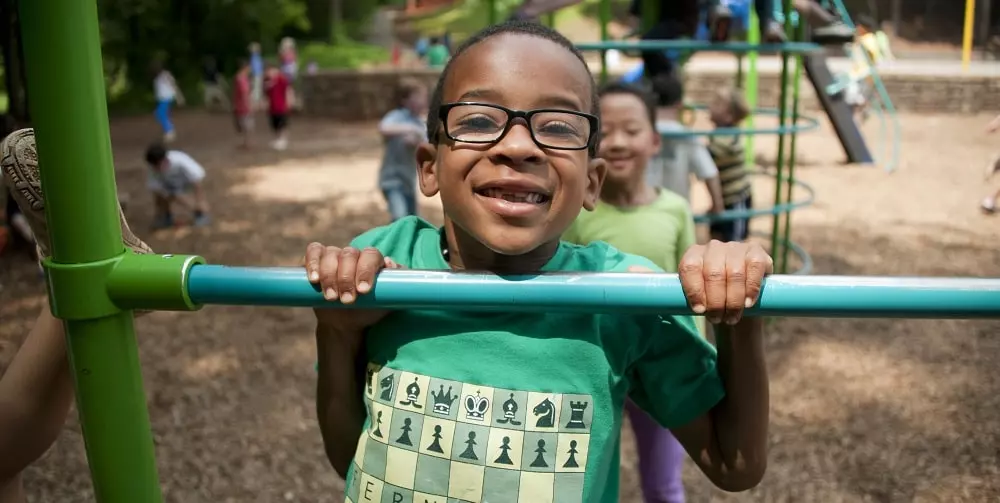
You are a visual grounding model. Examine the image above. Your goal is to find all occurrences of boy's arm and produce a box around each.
[670,319,768,492]
[379,112,423,138]
[191,183,209,213]
[315,323,367,477]
[0,303,74,481]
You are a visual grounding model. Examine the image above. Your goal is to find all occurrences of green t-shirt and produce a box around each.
[342,216,723,503]
[426,44,449,68]
[562,190,696,274]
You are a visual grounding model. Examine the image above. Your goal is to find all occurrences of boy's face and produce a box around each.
[709,96,734,127]
[416,34,605,256]
[405,88,429,115]
[598,93,661,185]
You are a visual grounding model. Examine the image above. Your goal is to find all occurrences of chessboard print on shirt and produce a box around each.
[347,363,595,503]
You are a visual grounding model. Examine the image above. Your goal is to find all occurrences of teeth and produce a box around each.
[482,188,545,203]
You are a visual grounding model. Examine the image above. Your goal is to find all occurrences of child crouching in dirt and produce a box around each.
[306,21,772,502]
[377,78,428,221]
[145,143,210,229]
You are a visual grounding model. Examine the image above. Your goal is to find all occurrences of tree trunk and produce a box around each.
[331,0,343,43]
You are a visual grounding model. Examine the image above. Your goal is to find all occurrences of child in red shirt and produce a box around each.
[232,59,254,149]
[265,65,290,151]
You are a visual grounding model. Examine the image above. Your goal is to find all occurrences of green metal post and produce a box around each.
[779,21,806,273]
[19,1,164,502]
[599,0,611,83]
[769,0,793,271]
[489,0,497,25]
[546,12,556,28]
[743,10,760,168]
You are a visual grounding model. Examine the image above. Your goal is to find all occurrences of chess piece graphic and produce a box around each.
[373,411,384,438]
[464,391,490,422]
[399,377,423,409]
[496,393,522,426]
[379,374,394,401]
[529,439,548,468]
[396,418,413,446]
[431,385,457,415]
[427,425,444,453]
[565,401,588,429]
[563,440,579,468]
[366,367,376,395]
[459,431,478,460]
[494,436,514,465]
[532,398,556,428]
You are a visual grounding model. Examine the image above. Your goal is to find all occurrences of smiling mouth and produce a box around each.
[476,188,551,204]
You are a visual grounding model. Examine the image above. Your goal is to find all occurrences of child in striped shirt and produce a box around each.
[707,88,753,242]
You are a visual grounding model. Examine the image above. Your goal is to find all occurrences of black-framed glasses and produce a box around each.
[436,102,598,151]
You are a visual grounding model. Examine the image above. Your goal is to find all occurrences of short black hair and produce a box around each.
[649,73,684,107]
[856,14,876,30]
[145,143,167,165]
[425,20,600,156]
[598,81,657,129]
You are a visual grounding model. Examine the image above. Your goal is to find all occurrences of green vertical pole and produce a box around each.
[779,20,806,273]
[19,1,164,502]
[769,0,793,271]
[599,0,611,83]
[546,12,556,28]
[489,0,497,25]
[743,11,760,168]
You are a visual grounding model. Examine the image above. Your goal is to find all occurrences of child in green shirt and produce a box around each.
[306,21,773,503]
[426,36,450,68]
[562,81,698,503]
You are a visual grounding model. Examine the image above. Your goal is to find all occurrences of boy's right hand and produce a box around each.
[304,243,402,336]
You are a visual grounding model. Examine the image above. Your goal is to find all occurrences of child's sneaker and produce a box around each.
[982,197,996,214]
[811,22,856,45]
[762,21,787,43]
[0,128,154,262]
[163,130,176,143]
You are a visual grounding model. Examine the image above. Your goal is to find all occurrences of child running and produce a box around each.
[377,78,428,221]
[152,64,184,143]
[305,21,772,502]
[646,74,725,214]
[232,59,254,149]
[561,81,700,503]
[265,64,291,151]
[144,143,210,229]
[707,87,753,242]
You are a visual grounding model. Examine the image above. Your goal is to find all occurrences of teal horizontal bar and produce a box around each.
[183,266,1000,319]
[575,40,822,54]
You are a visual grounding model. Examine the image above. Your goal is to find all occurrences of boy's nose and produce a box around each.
[490,122,544,165]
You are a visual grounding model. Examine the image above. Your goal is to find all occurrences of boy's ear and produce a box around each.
[582,157,606,212]
[416,142,440,197]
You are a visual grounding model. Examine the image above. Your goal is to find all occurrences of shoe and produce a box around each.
[1,128,154,267]
[982,197,997,214]
[164,130,176,143]
[811,23,856,45]
[193,213,211,227]
[707,4,733,42]
[762,21,787,43]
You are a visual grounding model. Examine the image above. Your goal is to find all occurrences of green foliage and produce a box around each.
[298,41,389,70]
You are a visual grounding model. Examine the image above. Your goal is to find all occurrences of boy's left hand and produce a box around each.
[629,240,773,325]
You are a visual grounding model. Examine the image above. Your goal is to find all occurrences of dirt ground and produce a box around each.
[2,108,1000,503]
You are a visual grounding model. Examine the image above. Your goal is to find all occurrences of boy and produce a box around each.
[707,87,753,242]
[144,143,210,229]
[0,128,155,503]
[202,56,230,112]
[249,42,265,110]
[265,64,291,151]
[646,74,725,214]
[233,59,254,149]
[306,21,772,502]
[562,81,700,503]
[842,15,894,123]
[377,78,428,222]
